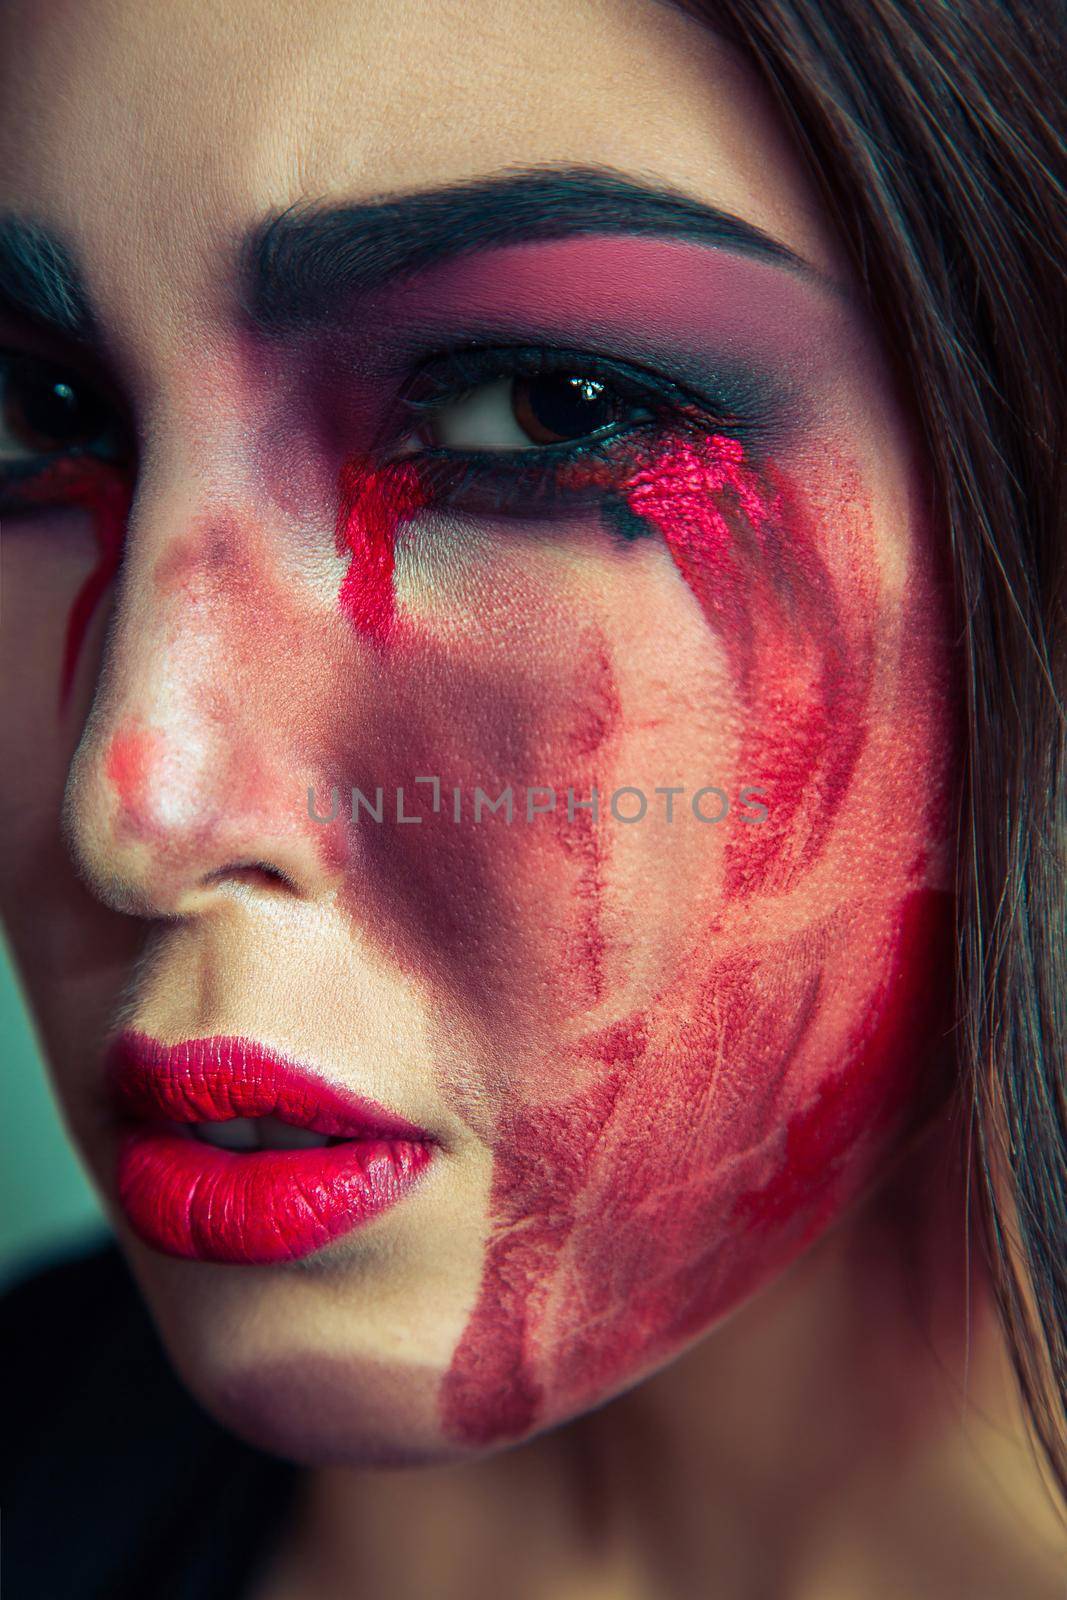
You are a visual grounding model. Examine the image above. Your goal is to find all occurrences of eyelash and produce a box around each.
[381,344,747,520]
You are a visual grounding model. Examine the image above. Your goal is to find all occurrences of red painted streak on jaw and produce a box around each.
[11,457,131,709]
[335,454,430,642]
[441,889,954,1447]
[730,890,955,1237]
[553,637,622,1010]
[441,1017,646,1443]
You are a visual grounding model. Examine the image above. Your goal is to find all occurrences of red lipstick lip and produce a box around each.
[107,1032,431,1139]
[105,1032,435,1266]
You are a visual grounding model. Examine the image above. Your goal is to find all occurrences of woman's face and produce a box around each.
[0,0,958,1463]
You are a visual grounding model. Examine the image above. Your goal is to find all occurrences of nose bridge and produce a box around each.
[65,467,346,915]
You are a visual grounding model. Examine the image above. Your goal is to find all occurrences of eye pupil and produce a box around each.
[2,363,106,453]
[512,374,622,445]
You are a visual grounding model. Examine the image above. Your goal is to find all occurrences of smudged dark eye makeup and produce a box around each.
[377,343,758,522]
[0,351,133,491]
[0,336,768,529]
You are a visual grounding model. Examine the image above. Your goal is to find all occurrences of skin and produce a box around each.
[0,1,1063,1595]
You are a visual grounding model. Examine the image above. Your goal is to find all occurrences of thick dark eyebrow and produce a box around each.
[243,166,824,332]
[0,169,823,346]
[0,217,94,340]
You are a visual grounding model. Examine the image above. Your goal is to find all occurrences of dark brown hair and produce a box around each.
[675,0,1066,1497]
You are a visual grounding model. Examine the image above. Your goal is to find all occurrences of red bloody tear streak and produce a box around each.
[623,433,873,896]
[335,454,430,643]
[9,457,132,711]
[440,1017,646,1445]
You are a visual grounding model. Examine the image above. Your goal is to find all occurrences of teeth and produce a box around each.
[191,1115,335,1151]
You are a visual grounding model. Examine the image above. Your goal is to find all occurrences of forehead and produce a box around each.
[0,0,840,340]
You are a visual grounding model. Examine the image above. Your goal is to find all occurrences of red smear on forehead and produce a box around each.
[11,457,131,710]
[335,453,430,642]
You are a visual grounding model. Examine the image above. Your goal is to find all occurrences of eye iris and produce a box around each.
[512,374,623,445]
[2,365,104,453]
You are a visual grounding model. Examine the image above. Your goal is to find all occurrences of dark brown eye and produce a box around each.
[0,355,127,463]
[511,373,633,444]
[407,364,660,455]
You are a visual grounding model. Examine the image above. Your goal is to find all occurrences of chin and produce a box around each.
[132,1282,470,1467]
[113,1224,494,1468]
[162,1319,651,1469]
[184,1348,464,1468]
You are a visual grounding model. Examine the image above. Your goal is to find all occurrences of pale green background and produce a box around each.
[1,935,109,1288]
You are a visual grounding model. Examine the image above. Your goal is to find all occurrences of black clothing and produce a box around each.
[1,1239,298,1599]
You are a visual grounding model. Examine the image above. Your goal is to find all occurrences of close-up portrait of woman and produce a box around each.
[0,0,1063,1595]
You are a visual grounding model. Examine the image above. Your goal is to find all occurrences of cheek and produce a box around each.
[0,470,132,950]
[347,433,956,1447]
[628,433,868,896]
[325,451,668,1032]
[440,886,954,1448]
[324,431,954,1042]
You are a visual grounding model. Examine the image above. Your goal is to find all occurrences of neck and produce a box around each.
[255,1116,1065,1600]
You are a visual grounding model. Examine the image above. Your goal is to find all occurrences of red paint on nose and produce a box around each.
[105,725,158,816]
[334,454,429,643]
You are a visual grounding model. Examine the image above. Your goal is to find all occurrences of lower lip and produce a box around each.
[116,1127,433,1265]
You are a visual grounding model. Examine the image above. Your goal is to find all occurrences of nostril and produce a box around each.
[203,861,296,895]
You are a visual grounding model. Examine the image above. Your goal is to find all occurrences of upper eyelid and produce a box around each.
[0,344,97,380]
[0,338,720,417]
[0,350,135,485]
[398,345,699,412]
[372,345,748,472]
[0,345,131,419]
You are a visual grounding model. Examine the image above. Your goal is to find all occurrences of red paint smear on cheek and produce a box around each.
[440,890,954,1449]
[437,433,946,1449]
[623,433,872,897]
[334,453,430,642]
[11,457,132,710]
[731,889,956,1238]
[440,1018,647,1444]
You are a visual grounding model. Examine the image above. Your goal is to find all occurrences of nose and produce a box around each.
[64,480,350,918]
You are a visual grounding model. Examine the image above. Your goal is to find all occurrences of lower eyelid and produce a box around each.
[401,415,692,519]
[0,453,134,517]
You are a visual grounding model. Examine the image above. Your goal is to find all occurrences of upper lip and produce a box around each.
[105,1031,432,1143]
